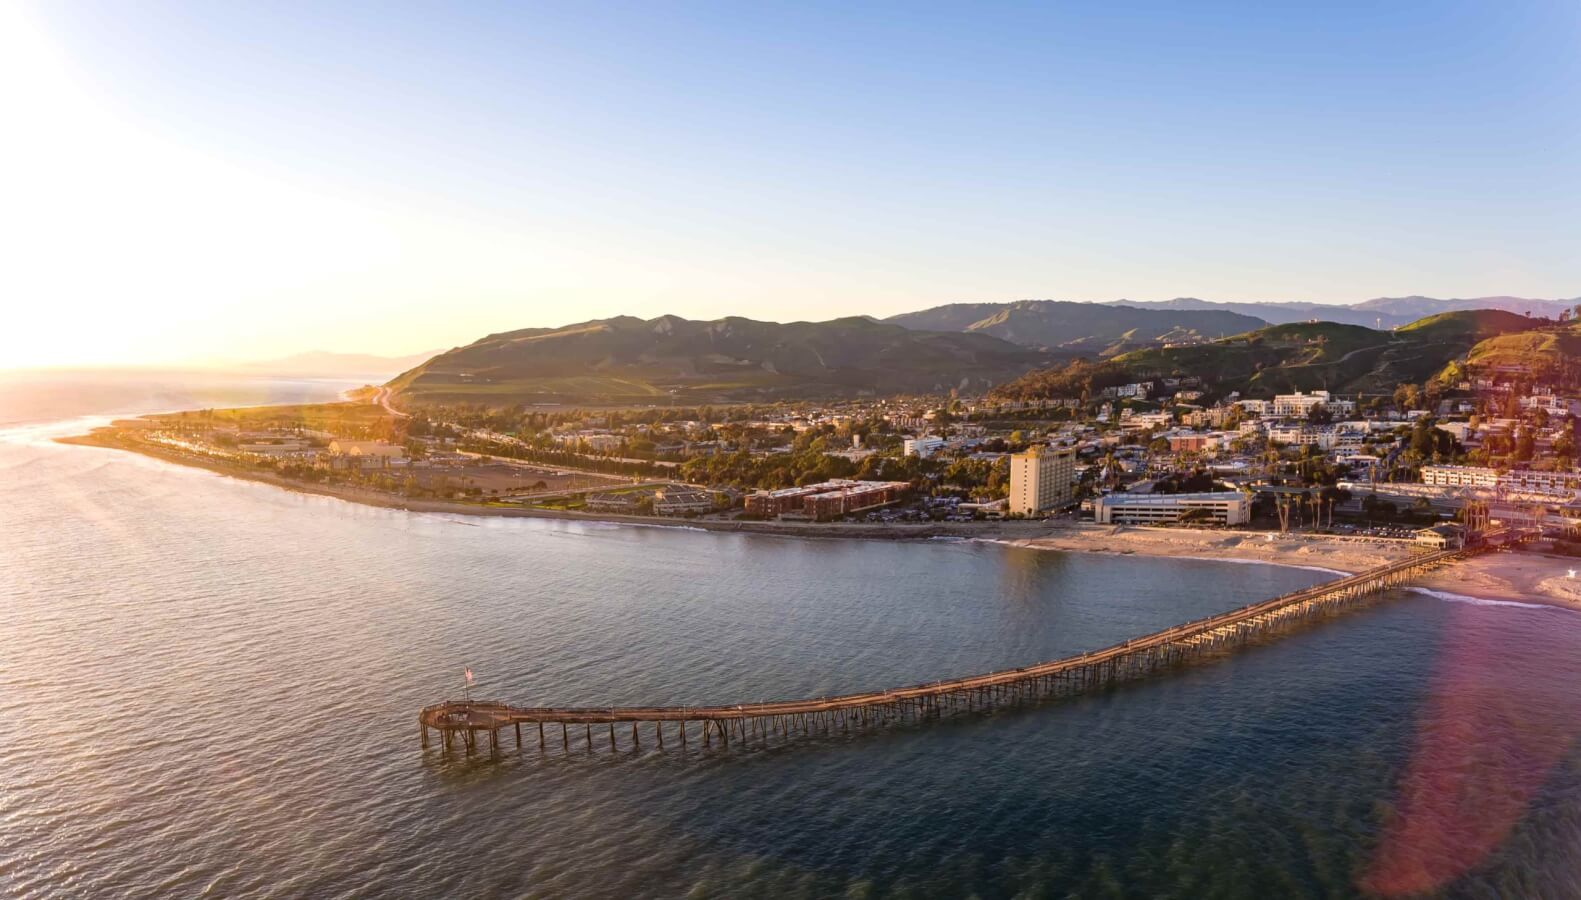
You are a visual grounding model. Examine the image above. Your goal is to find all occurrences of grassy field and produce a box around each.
[394,370,821,406]
[1465,327,1581,377]
[1110,322,1392,393]
[146,401,392,432]
[1106,315,1550,396]
[401,462,624,496]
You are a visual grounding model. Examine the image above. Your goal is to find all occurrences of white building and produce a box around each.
[1093,491,1251,525]
[1008,446,1076,516]
[1420,465,1499,488]
[1101,382,1153,400]
[1501,469,1581,495]
[1272,390,1354,419]
[1120,411,1173,431]
[903,436,946,458]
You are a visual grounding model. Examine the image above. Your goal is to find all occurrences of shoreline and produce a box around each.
[56,428,1581,614]
[55,429,1050,541]
[997,523,1581,615]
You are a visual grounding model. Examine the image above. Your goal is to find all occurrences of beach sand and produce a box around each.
[1014,525,1581,614]
[1415,551,1581,611]
[1013,525,1412,574]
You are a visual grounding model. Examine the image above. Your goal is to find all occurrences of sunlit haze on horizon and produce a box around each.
[3,1,1579,370]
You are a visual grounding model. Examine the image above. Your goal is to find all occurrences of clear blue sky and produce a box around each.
[5,1,1579,366]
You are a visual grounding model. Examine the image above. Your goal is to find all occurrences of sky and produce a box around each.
[2,1,1579,369]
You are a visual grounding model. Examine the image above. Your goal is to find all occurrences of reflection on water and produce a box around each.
[0,369,356,426]
[1,386,1579,897]
[1362,601,1581,896]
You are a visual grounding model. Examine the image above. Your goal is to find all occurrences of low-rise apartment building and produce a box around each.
[744,480,910,521]
[1420,465,1499,488]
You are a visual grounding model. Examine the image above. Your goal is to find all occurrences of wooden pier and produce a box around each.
[420,535,1517,758]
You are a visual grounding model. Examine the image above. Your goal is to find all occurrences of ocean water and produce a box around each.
[2,379,1579,898]
[0,369,364,428]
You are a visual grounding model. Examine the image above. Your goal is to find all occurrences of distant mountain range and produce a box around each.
[886,296,1576,349]
[387,315,1050,405]
[244,349,445,379]
[378,294,1576,406]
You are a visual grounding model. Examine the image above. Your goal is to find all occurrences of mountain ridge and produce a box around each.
[1103,295,1576,329]
[991,310,1547,401]
[891,295,1577,336]
[884,300,1265,354]
[388,314,1052,405]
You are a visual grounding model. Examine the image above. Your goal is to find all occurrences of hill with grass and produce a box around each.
[1455,322,1581,385]
[387,315,1052,406]
[992,311,1550,401]
[885,300,1265,352]
[1392,308,1537,341]
[1107,295,1577,328]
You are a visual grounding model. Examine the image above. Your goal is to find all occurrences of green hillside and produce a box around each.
[885,300,1265,351]
[388,315,1052,406]
[1394,308,1537,340]
[993,311,1552,400]
[1459,324,1581,383]
[1109,322,1392,394]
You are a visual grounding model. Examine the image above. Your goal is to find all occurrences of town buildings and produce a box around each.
[1265,423,1370,451]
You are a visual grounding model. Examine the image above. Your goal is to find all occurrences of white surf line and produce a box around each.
[979,538,1355,577]
[987,537,1575,613]
[1408,587,1570,612]
[1165,555,1353,577]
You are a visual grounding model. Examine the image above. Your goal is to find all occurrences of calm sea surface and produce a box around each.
[2,375,1579,898]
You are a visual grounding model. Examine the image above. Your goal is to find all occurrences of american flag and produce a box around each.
[463,667,474,684]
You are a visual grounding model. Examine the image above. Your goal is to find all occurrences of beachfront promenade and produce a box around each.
[420,533,1520,757]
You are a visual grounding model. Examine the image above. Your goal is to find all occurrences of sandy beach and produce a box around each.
[1414,551,1581,610]
[1012,525,1581,615]
[1012,525,1415,574]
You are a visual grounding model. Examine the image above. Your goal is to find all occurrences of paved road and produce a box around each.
[373,387,409,419]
